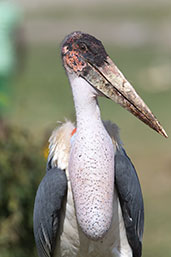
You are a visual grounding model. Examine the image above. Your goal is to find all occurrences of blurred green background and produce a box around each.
[0,0,171,256]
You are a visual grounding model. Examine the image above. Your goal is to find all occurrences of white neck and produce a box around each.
[68,74,102,129]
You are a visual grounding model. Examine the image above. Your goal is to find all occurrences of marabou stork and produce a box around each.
[33,31,167,257]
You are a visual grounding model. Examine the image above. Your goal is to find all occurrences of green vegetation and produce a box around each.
[0,121,45,257]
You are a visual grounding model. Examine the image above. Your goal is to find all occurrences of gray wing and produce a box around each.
[115,147,144,257]
[33,161,67,257]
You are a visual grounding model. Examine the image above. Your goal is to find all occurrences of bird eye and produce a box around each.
[79,43,87,51]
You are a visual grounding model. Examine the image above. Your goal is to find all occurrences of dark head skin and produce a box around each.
[61,31,108,75]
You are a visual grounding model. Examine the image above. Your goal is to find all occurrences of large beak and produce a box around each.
[81,56,168,138]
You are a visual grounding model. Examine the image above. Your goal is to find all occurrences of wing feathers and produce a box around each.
[115,147,144,257]
[33,167,67,257]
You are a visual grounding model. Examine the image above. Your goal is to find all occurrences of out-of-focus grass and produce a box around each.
[27,4,171,22]
[9,43,171,257]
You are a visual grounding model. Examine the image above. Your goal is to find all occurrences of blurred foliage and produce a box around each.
[0,120,45,257]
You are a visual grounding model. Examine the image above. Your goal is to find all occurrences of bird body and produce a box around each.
[48,121,132,257]
[33,31,167,257]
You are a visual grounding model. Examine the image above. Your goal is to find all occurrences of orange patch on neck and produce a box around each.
[71,127,77,136]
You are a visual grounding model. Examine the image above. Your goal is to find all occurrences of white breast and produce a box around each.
[56,169,132,257]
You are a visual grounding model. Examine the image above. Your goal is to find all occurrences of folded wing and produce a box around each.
[33,163,67,257]
[115,147,144,257]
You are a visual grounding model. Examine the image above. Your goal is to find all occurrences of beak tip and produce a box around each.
[160,129,168,138]
[157,125,168,138]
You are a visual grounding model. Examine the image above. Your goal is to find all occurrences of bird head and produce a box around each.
[61,31,167,138]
